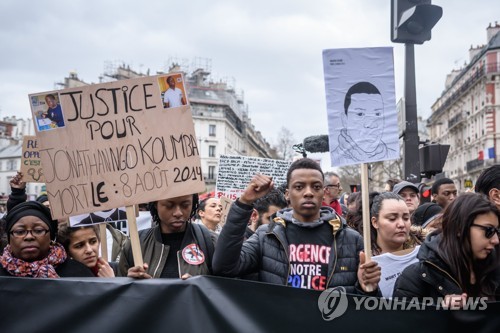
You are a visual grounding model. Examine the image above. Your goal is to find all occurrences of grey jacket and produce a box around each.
[213,200,374,295]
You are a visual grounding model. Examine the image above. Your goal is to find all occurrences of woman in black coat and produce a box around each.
[393,193,500,307]
[0,201,93,278]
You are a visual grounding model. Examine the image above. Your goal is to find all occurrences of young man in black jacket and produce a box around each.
[213,158,381,294]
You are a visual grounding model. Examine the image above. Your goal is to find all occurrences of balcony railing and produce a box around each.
[448,112,464,129]
[466,158,484,172]
[432,62,500,120]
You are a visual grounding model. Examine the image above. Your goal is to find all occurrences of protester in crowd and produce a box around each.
[431,177,458,209]
[385,178,401,192]
[346,192,361,213]
[345,191,379,234]
[370,192,426,298]
[370,192,425,256]
[244,189,288,239]
[475,164,500,209]
[213,158,381,294]
[0,201,93,277]
[392,181,420,215]
[393,193,500,306]
[194,197,223,234]
[119,194,217,279]
[35,194,50,209]
[412,202,443,229]
[58,223,115,277]
[322,171,343,216]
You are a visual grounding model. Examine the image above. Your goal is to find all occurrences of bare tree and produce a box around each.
[273,126,296,161]
[337,164,361,193]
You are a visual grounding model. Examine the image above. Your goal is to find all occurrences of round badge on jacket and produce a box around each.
[182,243,205,265]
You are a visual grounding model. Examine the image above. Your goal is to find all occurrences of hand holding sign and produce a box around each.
[239,174,274,206]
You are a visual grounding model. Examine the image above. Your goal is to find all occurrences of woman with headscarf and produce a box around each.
[0,201,93,278]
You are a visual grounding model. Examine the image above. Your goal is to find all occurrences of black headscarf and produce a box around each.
[5,201,58,241]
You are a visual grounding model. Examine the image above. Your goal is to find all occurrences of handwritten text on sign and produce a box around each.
[21,136,45,183]
[29,74,205,219]
[215,155,291,200]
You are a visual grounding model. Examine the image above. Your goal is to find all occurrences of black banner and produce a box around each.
[0,276,498,333]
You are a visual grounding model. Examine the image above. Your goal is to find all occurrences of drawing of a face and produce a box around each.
[345,93,384,152]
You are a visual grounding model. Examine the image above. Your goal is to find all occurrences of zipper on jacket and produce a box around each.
[152,246,165,278]
[326,235,338,287]
[424,260,463,291]
[267,230,291,286]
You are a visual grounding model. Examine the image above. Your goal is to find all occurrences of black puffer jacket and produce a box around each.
[393,232,500,302]
[213,200,375,295]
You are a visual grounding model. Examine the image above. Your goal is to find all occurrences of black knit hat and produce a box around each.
[36,194,48,204]
[5,201,58,241]
[412,202,443,227]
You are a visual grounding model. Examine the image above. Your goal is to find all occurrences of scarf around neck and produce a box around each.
[0,243,67,278]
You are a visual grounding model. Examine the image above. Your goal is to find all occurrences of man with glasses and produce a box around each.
[322,171,343,216]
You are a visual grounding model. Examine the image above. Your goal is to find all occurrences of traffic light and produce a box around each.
[419,143,450,179]
[418,183,432,204]
[391,0,443,44]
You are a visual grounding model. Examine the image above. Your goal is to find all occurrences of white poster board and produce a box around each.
[323,47,399,167]
[215,155,291,200]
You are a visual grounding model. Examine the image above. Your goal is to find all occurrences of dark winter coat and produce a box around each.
[213,200,376,295]
[393,232,500,302]
[118,222,216,278]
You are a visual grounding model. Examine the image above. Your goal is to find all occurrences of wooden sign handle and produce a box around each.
[127,205,143,267]
[99,223,108,262]
[360,163,373,292]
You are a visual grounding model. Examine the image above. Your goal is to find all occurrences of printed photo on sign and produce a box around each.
[158,73,187,109]
[69,207,128,227]
[182,244,205,265]
[322,47,399,167]
[29,92,66,132]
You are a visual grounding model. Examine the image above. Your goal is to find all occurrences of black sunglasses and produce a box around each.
[471,224,500,239]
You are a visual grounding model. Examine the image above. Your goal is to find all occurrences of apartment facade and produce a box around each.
[427,23,500,190]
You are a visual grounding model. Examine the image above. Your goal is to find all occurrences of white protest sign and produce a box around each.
[29,73,204,219]
[215,155,291,200]
[322,47,399,167]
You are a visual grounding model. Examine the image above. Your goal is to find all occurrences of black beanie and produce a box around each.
[36,194,48,204]
[5,201,58,241]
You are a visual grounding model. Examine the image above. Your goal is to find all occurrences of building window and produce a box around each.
[7,160,16,171]
[209,124,216,137]
[208,166,216,180]
[209,145,216,157]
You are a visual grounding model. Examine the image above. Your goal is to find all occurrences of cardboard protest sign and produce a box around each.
[322,47,399,167]
[29,74,205,219]
[218,196,233,227]
[21,136,45,183]
[215,155,291,200]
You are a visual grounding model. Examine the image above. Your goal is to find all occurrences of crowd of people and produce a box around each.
[0,162,498,309]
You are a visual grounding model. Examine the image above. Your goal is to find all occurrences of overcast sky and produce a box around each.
[0,0,498,169]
